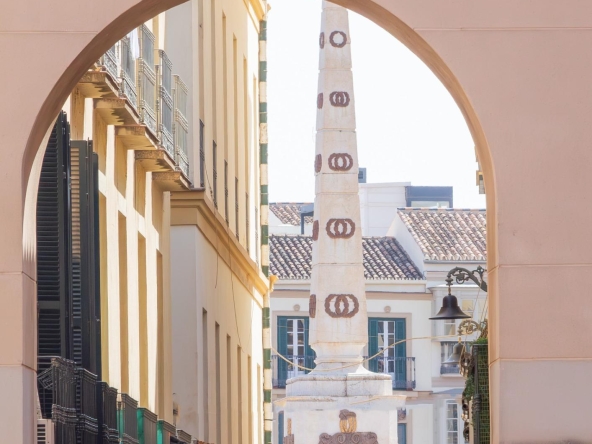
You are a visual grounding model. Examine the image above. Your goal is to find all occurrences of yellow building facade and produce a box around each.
[35,0,267,442]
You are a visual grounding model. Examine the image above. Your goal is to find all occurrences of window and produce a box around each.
[224,160,229,225]
[199,121,205,187]
[235,177,239,239]
[440,342,460,374]
[245,193,250,252]
[368,318,407,389]
[443,319,456,336]
[446,401,460,444]
[254,207,259,265]
[212,142,218,207]
[275,317,314,387]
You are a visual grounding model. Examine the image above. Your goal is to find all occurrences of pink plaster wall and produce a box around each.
[3,0,592,441]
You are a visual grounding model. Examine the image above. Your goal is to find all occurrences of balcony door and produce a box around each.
[368,318,406,388]
[277,317,314,386]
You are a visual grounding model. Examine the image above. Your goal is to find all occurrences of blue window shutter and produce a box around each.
[277,411,284,444]
[397,423,407,444]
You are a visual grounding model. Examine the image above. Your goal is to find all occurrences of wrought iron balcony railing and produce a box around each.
[174,75,189,177]
[271,355,316,388]
[120,35,138,110]
[99,382,119,444]
[157,50,174,158]
[138,25,157,135]
[118,393,139,444]
[138,408,158,444]
[271,355,416,390]
[440,365,461,375]
[98,42,120,82]
[363,356,416,390]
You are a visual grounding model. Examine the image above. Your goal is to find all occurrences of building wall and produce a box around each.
[359,182,409,236]
[171,225,264,443]
[63,76,174,420]
[164,0,263,263]
[166,0,268,442]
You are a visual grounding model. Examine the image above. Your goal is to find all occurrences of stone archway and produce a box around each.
[5,0,592,442]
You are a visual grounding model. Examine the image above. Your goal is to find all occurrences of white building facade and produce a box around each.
[269,195,486,444]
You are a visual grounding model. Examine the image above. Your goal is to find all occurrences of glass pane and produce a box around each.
[378,333,385,349]
[388,322,394,334]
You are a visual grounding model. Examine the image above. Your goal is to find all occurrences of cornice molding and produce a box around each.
[170,189,269,302]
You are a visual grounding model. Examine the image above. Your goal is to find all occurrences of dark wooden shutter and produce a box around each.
[37,112,72,418]
[70,140,100,375]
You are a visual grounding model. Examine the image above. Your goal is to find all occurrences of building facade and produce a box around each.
[269,198,486,444]
[164,1,268,443]
[34,0,268,442]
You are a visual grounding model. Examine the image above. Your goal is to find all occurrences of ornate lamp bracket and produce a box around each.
[446,265,487,293]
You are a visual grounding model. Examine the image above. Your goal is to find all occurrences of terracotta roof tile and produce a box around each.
[269,203,313,226]
[397,208,486,261]
[269,235,423,280]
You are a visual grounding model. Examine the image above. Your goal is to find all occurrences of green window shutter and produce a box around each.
[368,319,379,372]
[277,317,288,386]
[303,317,315,371]
[395,319,407,385]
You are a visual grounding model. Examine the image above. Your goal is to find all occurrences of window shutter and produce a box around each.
[37,112,71,418]
[276,317,288,385]
[397,423,407,444]
[368,319,378,372]
[303,317,315,361]
[70,140,101,374]
[395,319,407,385]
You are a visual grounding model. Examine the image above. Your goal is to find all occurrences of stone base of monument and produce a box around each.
[275,374,406,444]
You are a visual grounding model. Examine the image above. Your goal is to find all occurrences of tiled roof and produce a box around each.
[397,208,486,261]
[269,235,423,280]
[269,203,313,225]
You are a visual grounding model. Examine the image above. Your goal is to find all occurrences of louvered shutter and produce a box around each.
[394,319,407,385]
[37,112,72,418]
[397,424,407,444]
[303,317,315,368]
[70,140,101,375]
[276,317,288,387]
[368,319,379,372]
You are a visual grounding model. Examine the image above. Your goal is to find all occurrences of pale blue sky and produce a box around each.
[266,1,486,209]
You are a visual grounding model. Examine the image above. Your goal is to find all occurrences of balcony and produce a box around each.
[271,355,416,390]
[174,75,189,177]
[440,365,461,375]
[157,50,174,159]
[271,355,315,388]
[363,356,416,390]
[138,25,157,136]
[83,27,192,189]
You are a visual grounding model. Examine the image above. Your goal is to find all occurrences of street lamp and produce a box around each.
[429,266,487,321]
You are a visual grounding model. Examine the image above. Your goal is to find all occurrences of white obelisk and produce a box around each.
[275,3,405,444]
[308,0,368,372]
